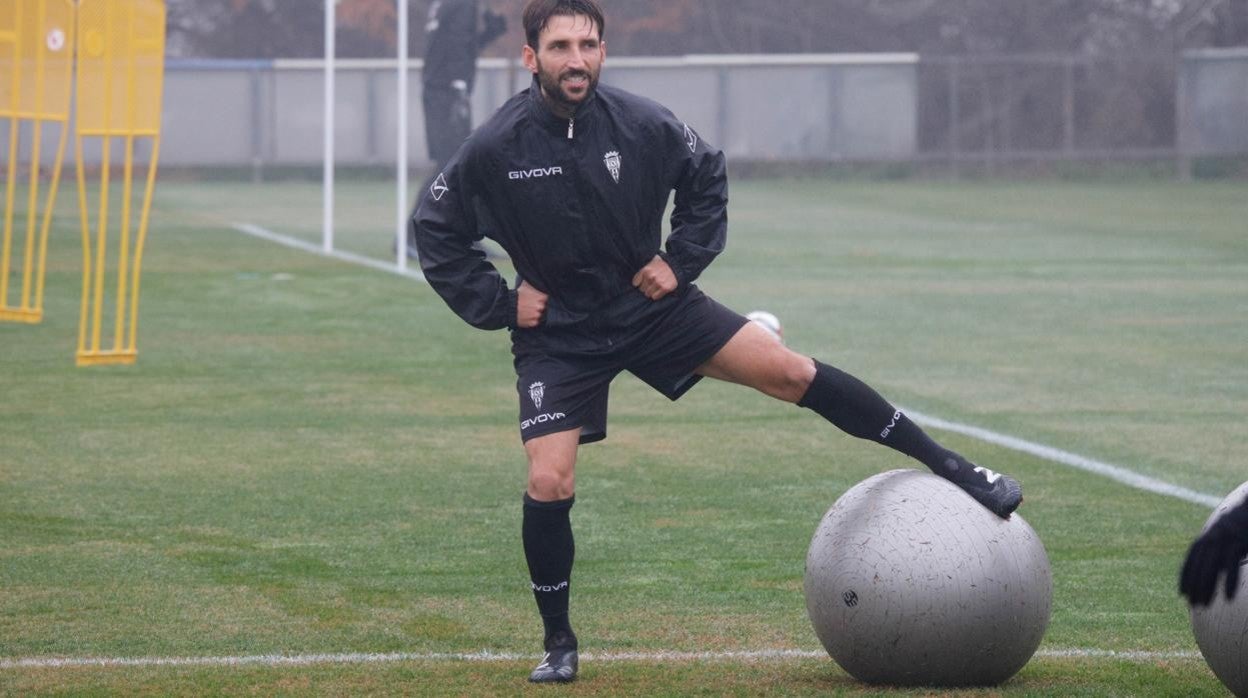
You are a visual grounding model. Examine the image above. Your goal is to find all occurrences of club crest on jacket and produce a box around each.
[603,151,621,183]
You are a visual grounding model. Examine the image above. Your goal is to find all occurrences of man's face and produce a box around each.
[523,14,605,114]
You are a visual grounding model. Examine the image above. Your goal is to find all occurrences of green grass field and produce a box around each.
[2,176,1246,695]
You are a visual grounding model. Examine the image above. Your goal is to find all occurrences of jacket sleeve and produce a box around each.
[412,145,517,330]
[659,114,728,289]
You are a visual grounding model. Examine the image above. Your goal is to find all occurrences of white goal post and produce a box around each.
[322,0,412,268]
[322,0,335,255]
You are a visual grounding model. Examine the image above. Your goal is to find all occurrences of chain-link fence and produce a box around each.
[8,49,1246,176]
[141,49,1247,174]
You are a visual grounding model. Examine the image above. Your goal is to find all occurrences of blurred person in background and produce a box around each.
[405,0,507,259]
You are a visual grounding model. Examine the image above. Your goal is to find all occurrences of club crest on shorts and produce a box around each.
[603,150,621,183]
[529,382,545,410]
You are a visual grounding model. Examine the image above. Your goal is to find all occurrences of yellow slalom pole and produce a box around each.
[114,135,134,352]
[21,119,45,311]
[76,134,91,357]
[35,118,71,314]
[112,3,138,353]
[88,0,116,361]
[1,117,18,305]
[90,136,112,356]
[17,2,51,314]
[1,0,21,310]
[127,136,160,354]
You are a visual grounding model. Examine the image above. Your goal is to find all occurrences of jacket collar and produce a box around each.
[526,76,599,136]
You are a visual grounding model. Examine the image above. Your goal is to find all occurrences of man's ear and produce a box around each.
[522,45,538,74]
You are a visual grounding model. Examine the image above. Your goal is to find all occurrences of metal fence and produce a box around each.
[5,50,1247,175]
[917,48,1248,176]
[1179,47,1248,172]
[156,53,920,171]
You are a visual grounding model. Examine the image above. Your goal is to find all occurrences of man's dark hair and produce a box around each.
[523,0,605,50]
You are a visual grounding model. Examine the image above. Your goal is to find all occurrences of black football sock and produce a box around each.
[798,360,964,478]
[522,493,577,649]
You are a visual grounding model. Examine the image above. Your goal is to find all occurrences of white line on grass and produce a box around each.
[230,222,427,283]
[229,221,1221,510]
[903,409,1222,509]
[0,648,1200,670]
[1039,648,1201,661]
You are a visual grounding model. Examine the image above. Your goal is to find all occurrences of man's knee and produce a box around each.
[776,353,817,403]
[751,348,815,403]
[524,429,579,501]
[527,468,574,501]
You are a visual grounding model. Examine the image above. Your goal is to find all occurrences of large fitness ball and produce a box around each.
[1189,480,1248,698]
[804,469,1051,686]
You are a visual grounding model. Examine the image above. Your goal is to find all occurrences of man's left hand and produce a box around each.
[632,255,678,301]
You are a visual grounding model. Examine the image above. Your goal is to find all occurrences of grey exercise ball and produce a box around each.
[1189,480,1248,698]
[804,469,1052,686]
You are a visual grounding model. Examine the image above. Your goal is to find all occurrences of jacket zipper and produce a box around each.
[567,118,574,139]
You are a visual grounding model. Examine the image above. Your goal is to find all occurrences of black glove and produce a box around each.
[1180,498,1248,606]
[481,9,507,43]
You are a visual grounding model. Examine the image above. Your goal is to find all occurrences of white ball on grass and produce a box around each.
[804,469,1051,687]
[1189,480,1248,698]
[746,310,783,342]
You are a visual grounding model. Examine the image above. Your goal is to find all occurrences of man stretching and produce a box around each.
[412,0,1023,683]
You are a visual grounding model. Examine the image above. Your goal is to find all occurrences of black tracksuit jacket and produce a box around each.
[412,79,728,349]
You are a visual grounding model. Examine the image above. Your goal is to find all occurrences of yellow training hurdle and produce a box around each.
[0,0,75,324]
[74,0,165,366]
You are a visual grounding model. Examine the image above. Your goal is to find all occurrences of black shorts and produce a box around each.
[512,287,748,444]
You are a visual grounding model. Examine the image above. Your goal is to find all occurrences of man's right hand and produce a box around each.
[516,280,548,328]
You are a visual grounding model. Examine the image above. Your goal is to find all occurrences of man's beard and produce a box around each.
[535,59,599,112]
